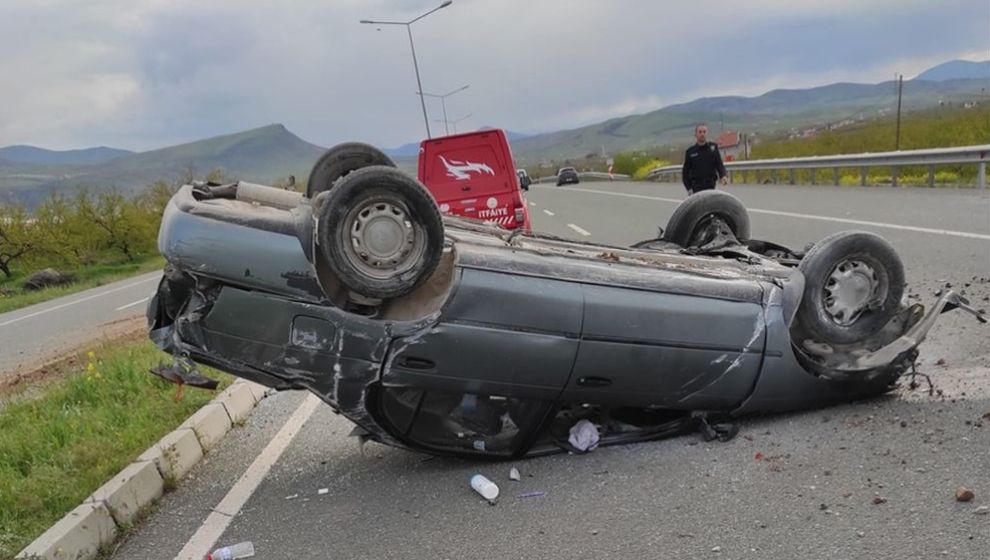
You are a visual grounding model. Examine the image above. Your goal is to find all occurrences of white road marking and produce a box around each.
[558,187,990,241]
[0,274,161,328]
[543,209,555,216]
[115,296,150,312]
[568,223,591,236]
[175,393,322,560]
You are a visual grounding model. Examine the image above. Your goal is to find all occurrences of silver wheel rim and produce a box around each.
[823,259,883,326]
[340,197,426,281]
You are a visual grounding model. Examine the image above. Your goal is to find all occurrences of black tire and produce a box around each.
[316,166,444,300]
[662,190,751,246]
[796,231,905,345]
[307,142,396,198]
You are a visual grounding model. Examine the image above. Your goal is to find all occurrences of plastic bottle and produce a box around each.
[470,474,499,502]
[206,541,255,560]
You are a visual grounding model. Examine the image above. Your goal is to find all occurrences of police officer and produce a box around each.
[682,124,727,194]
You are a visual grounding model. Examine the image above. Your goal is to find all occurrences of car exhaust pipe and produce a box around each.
[236,181,304,210]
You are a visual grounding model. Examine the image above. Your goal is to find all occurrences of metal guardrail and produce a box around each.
[534,172,632,184]
[647,144,990,189]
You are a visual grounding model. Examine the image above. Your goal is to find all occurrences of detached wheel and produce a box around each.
[316,166,443,300]
[796,231,905,345]
[307,142,395,198]
[662,190,751,246]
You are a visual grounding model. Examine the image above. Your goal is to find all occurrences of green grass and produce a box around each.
[0,255,165,315]
[748,105,990,185]
[0,340,232,558]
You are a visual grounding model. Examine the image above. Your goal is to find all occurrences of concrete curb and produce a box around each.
[17,379,272,560]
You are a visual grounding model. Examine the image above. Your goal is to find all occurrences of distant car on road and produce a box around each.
[516,169,531,191]
[149,141,984,459]
[556,166,579,186]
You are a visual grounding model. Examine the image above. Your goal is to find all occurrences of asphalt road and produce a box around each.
[0,271,162,375]
[102,181,989,560]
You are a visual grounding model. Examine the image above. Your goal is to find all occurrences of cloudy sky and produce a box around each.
[0,0,987,152]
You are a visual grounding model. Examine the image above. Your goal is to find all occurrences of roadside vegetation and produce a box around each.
[744,105,990,186]
[526,105,988,186]
[0,338,232,558]
[0,175,193,313]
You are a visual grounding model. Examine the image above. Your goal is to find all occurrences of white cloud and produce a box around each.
[0,0,986,151]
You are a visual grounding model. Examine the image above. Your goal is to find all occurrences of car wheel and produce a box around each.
[315,166,444,300]
[307,142,396,198]
[796,231,905,345]
[662,190,751,246]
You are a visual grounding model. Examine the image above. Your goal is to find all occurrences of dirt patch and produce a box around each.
[0,316,147,398]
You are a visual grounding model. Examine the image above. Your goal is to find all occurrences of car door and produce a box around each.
[560,284,766,409]
[378,268,582,456]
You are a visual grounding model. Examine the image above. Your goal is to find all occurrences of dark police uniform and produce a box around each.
[682,141,726,193]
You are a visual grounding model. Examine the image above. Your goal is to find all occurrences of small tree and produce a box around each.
[0,205,35,279]
[75,189,150,262]
[34,194,100,266]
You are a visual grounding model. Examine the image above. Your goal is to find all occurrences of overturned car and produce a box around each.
[148,143,984,458]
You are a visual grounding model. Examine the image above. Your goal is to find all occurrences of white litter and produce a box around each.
[470,474,499,502]
[317,488,329,495]
[509,467,521,481]
[568,419,601,452]
[285,494,299,500]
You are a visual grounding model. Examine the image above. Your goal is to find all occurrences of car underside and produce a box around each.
[147,143,985,459]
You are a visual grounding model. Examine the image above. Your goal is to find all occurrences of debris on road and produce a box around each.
[872,496,888,505]
[206,541,255,560]
[973,506,989,515]
[711,546,722,553]
[955,487,975,502]
[285,493,298,500]
[470,474,499,503]
[317,488,329,495]
[597,251,620,262]
[149,358,219,401]
[509,467,521,481]
[568,419,600,452]
[519,491,546,499]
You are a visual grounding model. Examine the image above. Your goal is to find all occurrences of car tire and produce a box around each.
[315,166,444,300]
[662,190,751,246]
[307,142,396,198]
[795,231,905,345]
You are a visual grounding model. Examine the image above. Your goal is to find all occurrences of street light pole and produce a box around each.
[419,84,469,135]
[360,1,454,140]
[436,113,471,134]
[405,25,431,139]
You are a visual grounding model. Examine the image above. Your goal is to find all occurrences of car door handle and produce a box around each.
[461,186,471,192]
[399,356,436,370]
[577,376,612,388]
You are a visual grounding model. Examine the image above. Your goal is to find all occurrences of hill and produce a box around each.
[384,127,530,158]
[510,78,987,164]
[0,145,133,165]
[0,124,327,208]
[914,60,990,82]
